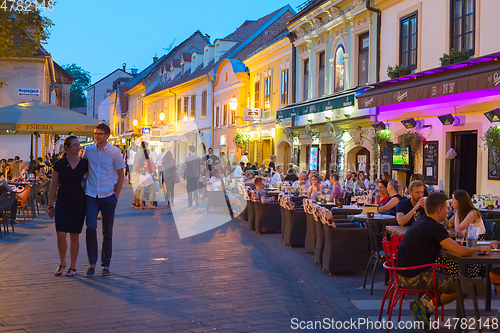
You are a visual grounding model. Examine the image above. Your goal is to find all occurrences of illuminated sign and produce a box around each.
[142,128,151,134]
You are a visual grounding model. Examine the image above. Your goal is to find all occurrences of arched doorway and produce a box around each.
[346,146,372,179]
[277,141,291,169]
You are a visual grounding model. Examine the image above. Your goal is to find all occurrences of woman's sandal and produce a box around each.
[66,268,77,277]
[54,264,66,276]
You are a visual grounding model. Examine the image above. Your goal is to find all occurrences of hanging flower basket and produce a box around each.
[372,128,391,161]
[234,133,250,150]
[480,125,500,167]
[399,130,425,153]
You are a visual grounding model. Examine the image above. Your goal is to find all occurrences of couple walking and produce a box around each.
[48,124,125,277]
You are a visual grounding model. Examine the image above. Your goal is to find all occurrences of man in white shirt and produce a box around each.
[149,148,157,164]
[240,152,249,165]
[126,145,135,184]
[359,171,371,190]
[292,172,311,194]
[233,162,245,178]
[270,165,283,187]
[83,123,126,277]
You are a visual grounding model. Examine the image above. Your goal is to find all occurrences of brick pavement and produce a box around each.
[0,182,498,333]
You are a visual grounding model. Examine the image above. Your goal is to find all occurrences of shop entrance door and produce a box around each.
[355,148,370,176]
[262,139,271,166]
[283,143,291,168]
[450,130,478,196]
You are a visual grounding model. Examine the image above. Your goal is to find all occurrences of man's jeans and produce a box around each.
[86,194,117,267]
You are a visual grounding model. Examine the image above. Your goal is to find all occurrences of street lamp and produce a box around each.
[159,112,165,122]
[228,95,238,112]
[133,119,138,127]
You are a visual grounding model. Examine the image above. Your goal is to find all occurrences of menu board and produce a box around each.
[488,145,500,180]
[423,141,438,185]
[380,142,393,177]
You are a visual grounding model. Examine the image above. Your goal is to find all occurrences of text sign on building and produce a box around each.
[142,128,151,134]
[243,108,262,122]
[18,88,40,96]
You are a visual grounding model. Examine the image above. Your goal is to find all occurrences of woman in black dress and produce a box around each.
[48,136,88,276]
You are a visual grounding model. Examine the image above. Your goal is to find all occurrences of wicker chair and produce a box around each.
[247,191,260,231]
[282,196,306,247]
[320,207,368,274]
[313,204,325,267]
[303,199,316,254]
[254,200,281,234]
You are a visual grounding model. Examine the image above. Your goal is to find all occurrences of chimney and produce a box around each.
[153,55,158,63]
[131,68,138,75]
[122,63,126,72]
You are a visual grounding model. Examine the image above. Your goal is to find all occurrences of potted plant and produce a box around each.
[480,125,500,166]
[233,133,250,150]
[440,49,470,66]
[387,65,410,79]
[372,128,391,162]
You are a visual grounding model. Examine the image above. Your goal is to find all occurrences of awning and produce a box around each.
[160,129,197,142]
[276,89,362,119]
[357,55,500,109]
[118,131,134,139]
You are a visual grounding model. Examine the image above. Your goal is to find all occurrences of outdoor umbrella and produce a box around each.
[0,100,101,136]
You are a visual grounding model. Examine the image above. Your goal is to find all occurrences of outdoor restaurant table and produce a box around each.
[353,213,397,225]
[331,205,362,216]
[479,208,500,219]
[442,248,500,315]
[386,225,456,237]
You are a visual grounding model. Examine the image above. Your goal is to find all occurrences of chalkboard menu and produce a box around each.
[380,142,393,177]
[488,145,500,180]
[423,141,438,185]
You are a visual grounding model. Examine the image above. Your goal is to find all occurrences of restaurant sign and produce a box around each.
[18,88,40,96]
[276,94,354,119]
[243,108,262,122]
[142,128,151,134]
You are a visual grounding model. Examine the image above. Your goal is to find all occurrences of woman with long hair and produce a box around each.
[48,136,88,276]
[306,173,324,200]
[446,190,486,236]
[162,151,177,207]
[378,179,403,215]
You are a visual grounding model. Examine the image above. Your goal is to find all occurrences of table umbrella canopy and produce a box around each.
[0,101,102,135]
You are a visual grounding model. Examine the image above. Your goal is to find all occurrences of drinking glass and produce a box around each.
[456,230,464,244]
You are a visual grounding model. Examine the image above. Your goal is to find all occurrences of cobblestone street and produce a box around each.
[0,183,497,333]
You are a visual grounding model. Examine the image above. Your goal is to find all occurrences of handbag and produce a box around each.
[173,169,180,183]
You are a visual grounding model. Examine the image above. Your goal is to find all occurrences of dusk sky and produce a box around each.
[44,0,305,84]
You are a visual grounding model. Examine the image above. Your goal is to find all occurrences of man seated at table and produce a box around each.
[292,172,310,194]
[233,162,245,178]
[327,173,344,202]
[270,165,283,187]
[396,192,490,328]
[254,177,275,204]
[396,180,427,226]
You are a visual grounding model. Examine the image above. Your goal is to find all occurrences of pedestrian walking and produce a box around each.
[184,145,201,207]
[83,123,125,277]
[161,151,178,207]
[135,142,157,209]
[48,136,89,277]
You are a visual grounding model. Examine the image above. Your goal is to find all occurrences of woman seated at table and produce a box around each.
[254,177,275,204]
[307,173,324,201]
[243,170,256,189]
[373,180,390,206]
[444,189,486,237]
[327,173,344,202]
[378,179,403,215]
[322,169,333,189]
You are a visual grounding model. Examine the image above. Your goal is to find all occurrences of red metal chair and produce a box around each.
[380,240,446,332]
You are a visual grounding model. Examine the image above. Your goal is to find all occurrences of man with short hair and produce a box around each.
[205,148,219,173]
[359,171,370,190]
[233,162,245,178]
[240,152,249,165]
[254,177,274,204]
[270,165,283,187]
[396,192,490,328]
[292,172,311,194]
[184,145,201,207]
[84,123,126,277]
[396,180,427,226]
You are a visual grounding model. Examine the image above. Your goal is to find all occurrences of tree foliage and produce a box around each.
[62,63,91,109]
[0,2,53,58]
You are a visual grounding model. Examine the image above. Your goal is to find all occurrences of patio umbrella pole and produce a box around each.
[30,134,34,161]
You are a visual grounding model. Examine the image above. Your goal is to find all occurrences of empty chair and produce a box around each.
[16,185,32,223]
[303,199,316,254]
[282,196,306,247]
[458,273,487,333]
[254,198,281,234]
[321,207,369,274]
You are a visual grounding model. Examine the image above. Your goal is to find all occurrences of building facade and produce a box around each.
[356,0,500,195]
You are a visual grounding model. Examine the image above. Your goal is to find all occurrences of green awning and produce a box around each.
[277,93,355,119]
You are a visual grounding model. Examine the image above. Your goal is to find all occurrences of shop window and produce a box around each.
[451,0,475,54]
[201,90,207,118]
[334,45,345,92]
[281,69,288,106]
[264,76,271,110]
[400,12,418,70]
[254,81,260,108]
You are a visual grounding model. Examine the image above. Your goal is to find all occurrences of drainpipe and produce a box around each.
[206,74,215,154]
[366,0,381,83]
